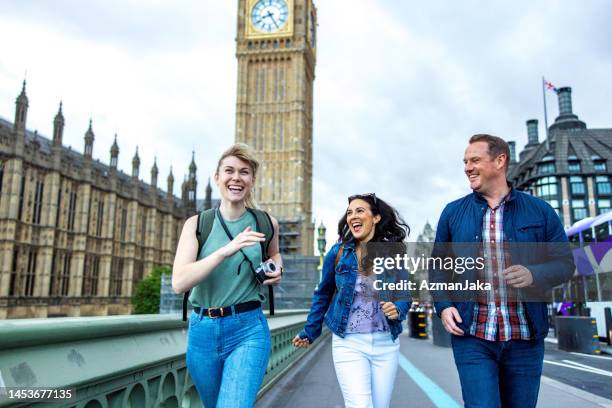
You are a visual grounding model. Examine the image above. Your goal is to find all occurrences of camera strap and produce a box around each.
[215,208,275,316]
[215,209,257,277]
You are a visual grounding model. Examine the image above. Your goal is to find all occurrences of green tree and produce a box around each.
[131,265,172,314]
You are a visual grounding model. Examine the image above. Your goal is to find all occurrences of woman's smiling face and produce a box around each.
[215,155,255,203]
[346,198,381,243]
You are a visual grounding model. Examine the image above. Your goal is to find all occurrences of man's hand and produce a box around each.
[503,265,534,288]
[380,302,399,320]
[441,307,464,336]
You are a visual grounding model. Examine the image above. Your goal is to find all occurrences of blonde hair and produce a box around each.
[215,143,259,209]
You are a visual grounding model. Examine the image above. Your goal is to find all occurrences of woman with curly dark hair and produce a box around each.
[293,193,411,408]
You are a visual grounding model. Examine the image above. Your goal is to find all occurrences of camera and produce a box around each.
[253,260,277,284]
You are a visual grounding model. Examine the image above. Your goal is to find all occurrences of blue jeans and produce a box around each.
[451,335,544,408]
[186,307,271,408]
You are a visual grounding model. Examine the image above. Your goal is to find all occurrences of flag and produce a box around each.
[543,78,558,93]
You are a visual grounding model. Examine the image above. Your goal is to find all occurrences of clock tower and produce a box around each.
[235,0,317,255]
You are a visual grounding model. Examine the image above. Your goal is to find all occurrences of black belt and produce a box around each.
[193,301,261,318]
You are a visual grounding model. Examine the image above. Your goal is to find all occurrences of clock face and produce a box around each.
[251,0,289,33]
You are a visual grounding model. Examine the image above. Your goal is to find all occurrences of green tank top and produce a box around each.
[188,210,263,308]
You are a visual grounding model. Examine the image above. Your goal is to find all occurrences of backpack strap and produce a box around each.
[183,209,215,322]
[195,209,215,253]
[196,209,215,252]
[246,208,275,316]
[246,208,274,259]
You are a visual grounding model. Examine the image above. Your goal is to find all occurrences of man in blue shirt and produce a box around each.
[429,134,574,407]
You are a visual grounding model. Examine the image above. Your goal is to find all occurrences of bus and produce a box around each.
[562,211,612,339]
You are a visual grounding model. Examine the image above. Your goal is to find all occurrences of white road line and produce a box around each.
[540,376,612,408]
[570,351,612,360]
[544,360,612,377]
[561,360,612,376]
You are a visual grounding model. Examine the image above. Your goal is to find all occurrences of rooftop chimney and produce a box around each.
[557,87,573,116]
[550,86,586,131]
[526,119,539,146]
[508,141,516,163]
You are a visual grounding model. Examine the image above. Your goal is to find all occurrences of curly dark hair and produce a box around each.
[337,194,410,244]
[337,194,410,275]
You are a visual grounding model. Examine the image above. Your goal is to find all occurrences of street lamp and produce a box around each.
[317,221,327,272]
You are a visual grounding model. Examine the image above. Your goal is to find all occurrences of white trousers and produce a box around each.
[332,332,400,408]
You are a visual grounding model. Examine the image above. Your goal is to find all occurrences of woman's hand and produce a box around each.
[262,262,282,286]
[380,302,399,320]
[219,226,265,258]
[292,335,310,348]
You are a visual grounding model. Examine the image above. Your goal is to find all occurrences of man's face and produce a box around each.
[463,141,505,193]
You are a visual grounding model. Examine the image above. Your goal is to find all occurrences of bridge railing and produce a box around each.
[0,310,322,408]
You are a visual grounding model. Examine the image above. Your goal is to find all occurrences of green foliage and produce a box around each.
[131,265,172,314]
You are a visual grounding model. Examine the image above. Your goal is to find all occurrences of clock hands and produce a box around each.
[265,10,280,29]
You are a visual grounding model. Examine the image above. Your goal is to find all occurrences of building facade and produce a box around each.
[235,0,317,255]
[0,82,199,318]
[508,86,612,227]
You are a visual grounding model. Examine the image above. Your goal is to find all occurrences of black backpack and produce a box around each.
[182,207,275,321]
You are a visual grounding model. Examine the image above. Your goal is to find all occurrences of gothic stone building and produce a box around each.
[508,86,612,227]
[0,82,199,318]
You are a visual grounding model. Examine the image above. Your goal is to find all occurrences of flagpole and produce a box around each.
[542,76,550,151]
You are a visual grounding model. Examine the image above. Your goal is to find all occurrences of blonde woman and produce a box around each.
[173,144,282,408]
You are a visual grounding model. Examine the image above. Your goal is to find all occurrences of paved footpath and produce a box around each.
[256,332,612,408]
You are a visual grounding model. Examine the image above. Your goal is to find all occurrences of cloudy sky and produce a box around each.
[1,0,611,248]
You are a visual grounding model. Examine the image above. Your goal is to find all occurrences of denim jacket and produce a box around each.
[429,188,574,339]
[299,240,411,343]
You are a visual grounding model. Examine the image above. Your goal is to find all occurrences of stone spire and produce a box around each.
[167,166,174,197]
[110,134,119,169]
[189,151,197,178]
[84,119,95,159]
[14,80,29,133]
[132,146,140,178]
[52,101,64,147]
[204,177,212,210]
[183,152,197,215]
[151,157,159,188]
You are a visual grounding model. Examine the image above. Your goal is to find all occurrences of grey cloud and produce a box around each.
[2,0,611,244]
[3,0,236,53]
